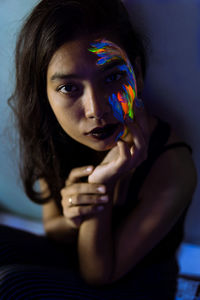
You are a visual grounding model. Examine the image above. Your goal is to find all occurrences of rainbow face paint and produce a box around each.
[88,39,137,140]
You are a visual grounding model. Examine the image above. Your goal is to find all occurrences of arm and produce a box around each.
[40,179,79,246]
[77,101,149,286]
[78,189,114,286]
[110,146,197,283]
[78,146,197,286]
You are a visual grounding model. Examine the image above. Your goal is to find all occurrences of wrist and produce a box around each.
[65,217,82,231]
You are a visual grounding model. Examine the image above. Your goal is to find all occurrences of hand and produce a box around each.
[88,98,150,186]
[60,166,108,229]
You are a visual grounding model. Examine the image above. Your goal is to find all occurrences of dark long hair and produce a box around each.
[8,0,147,207]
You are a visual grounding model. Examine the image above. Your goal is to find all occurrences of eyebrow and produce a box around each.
[50,58,126,81]
[97,58,126,72]
[50,73,80,81]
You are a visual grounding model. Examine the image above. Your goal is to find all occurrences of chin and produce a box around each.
[85,140,118,152]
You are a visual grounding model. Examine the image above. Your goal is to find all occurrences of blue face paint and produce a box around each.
[88,39,138,140]
[108,94,124,123]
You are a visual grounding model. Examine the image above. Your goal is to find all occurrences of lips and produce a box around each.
[86,123,119,140]
[88,124,117,134]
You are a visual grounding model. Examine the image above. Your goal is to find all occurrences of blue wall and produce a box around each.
[0,0,199,243]
[0,0,41,219]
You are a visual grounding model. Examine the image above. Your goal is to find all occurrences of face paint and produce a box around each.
[88,39,137,140]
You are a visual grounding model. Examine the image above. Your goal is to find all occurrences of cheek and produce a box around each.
[47,90,77,117]
[51,101,83,133]
[46,85,82,134]
[54,111,79,138]
[108,81,136,123]
[55,107,79,129]
[46,98,70,129]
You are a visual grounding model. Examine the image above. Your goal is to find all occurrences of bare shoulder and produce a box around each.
[110,125,197,284]
[139,125,197,205]
[164,126,196,176]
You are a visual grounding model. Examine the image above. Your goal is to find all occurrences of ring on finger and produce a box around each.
[68,197,73,205]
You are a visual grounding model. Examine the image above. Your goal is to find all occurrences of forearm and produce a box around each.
[44,216,79,246]
[78,197,114,286]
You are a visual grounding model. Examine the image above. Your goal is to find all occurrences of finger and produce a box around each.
[133,98,150,144]
[63,203,105,222]
[66,165,94,185]
[63,194,109,207]
[123,119,148,168]
[125,118,145,151]
[117,139,143,170]
[62,183,106,196]
[117,140,131,162]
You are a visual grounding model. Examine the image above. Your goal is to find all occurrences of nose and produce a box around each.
[84,85,111,120]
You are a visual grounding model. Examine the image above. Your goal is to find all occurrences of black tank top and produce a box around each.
[112,115,193,264]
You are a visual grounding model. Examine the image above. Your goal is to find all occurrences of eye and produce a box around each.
[105,72,124,84]
[57,83,78,95]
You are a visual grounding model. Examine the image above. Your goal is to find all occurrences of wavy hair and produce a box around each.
[8,0,147,208]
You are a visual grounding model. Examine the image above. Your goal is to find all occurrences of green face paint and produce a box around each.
[88,39,137,140]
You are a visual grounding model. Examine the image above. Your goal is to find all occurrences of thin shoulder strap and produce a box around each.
[149,116,193,160]
[126,117,193,209]
[158,142,192,155]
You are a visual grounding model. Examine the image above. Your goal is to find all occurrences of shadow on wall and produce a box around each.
[123,0,200,244]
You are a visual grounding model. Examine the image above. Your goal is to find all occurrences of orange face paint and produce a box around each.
[89,39,137,140]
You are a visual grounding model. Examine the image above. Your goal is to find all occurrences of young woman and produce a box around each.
[2,0,197,298]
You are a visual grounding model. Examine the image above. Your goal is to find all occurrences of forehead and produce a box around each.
[47,36,127,76]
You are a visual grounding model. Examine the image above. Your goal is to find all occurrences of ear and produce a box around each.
[134,56,144,96]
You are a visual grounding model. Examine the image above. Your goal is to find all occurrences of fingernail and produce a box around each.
[100,195,109,202]
[135,98,144,109]
[86,166,93,172]
[97,186,106,193]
